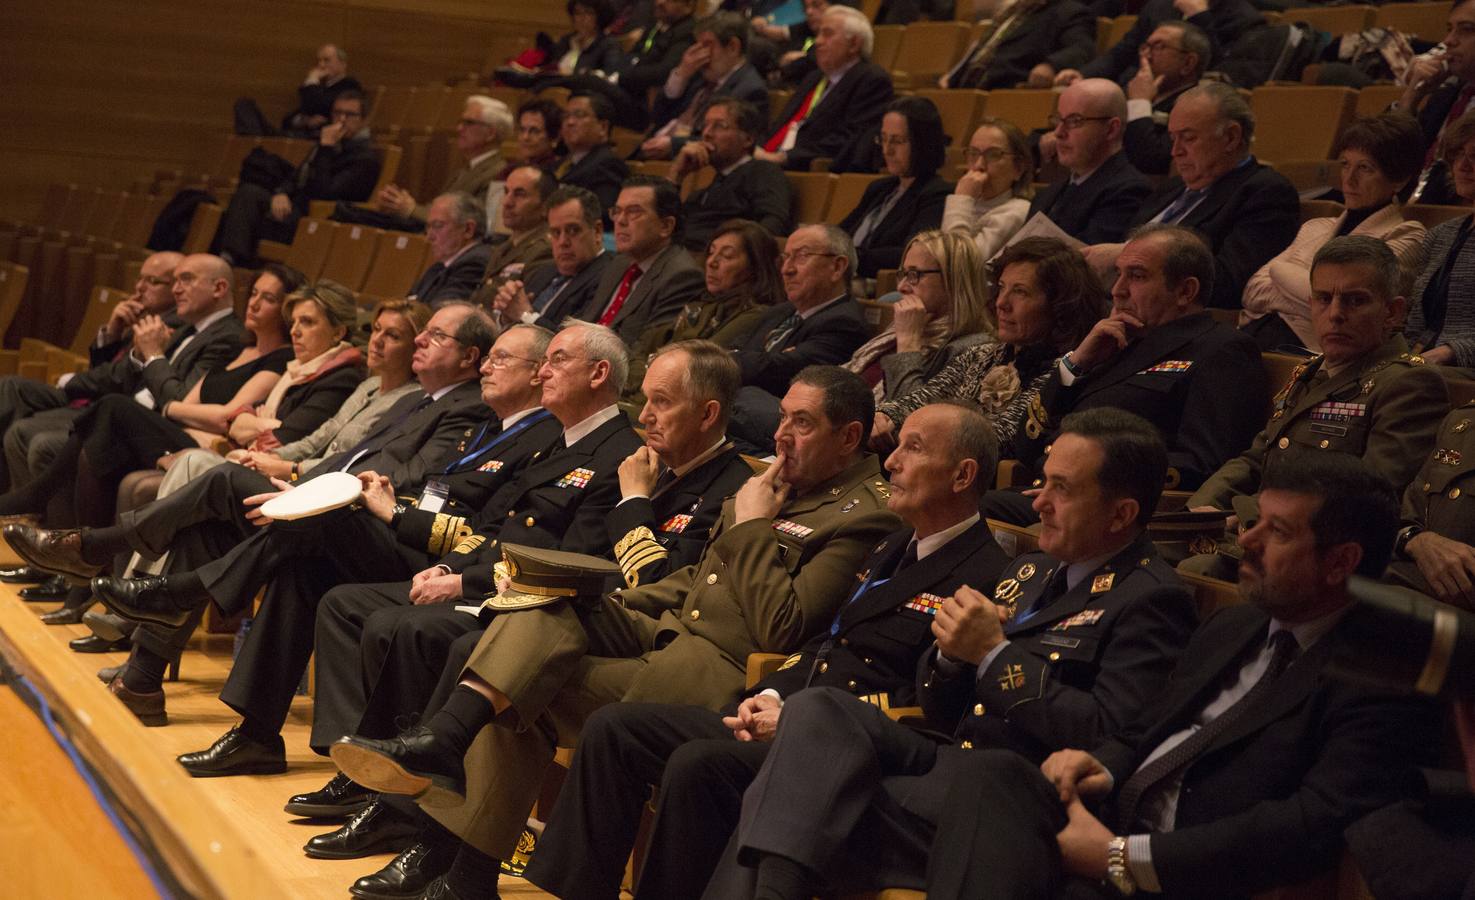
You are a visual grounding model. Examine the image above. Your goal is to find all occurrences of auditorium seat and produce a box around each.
[1402,204,1470,229]
[1282,4,1375,34]
[1099,14,1137,55]
[257,217,339,280]
[0,263,30,340]
[1354,83,1403,119]
[360,230,430,298]
[1274,159,1338,194]
[858,298,895,333]
[317,222,379,291]
[180,203,222,254]
[370,85,417,136]
[826,173,884,225]
[401,86,451,138]
[982,89,1058,133]
[913,88,987,145]
[1375,1,1450,43]
[871,24,905,71]
[788,172,837,224]
[1250,85,1357,163]
[890,21,971,88]
[769,88,793,122]
[66,286,124,355]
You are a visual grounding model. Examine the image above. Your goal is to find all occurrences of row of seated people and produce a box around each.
[5,207,1475,896]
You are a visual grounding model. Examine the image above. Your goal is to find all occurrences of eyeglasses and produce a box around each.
[1048,114,1112,132]
[544,350,593,368]
[141,275,173,287]
[564,108,595,120]
[873,134,910,149]
[420,327,464,347]
[778,249,841,265]
[331,109,364,120]
[897,267,942,287]
[608,205,650,219]
[964,147,1010,165]
[458,117,491,129]
[487,351,540,368]
[1139,40,1184,54]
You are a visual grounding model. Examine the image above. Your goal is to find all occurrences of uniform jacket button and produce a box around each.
[706,573,718,584]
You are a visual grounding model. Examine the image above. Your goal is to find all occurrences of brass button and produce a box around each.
[973,703,985,716]
[690,609,701,621]
[525,516,535,527]
[1424,482,1432,492]
[1451,487,1463,500]
[1044,443,1052,454]
[863,656,873,665]
[839,637,850,646]
[846,680,857,690]
[960,740,974,749]
[706,573,718,585]
[818,661,828,674]
[1318,440,1329,449]
[1031,478,1042,487]
[1049,651,1061,661]
[507,510,514,518]
[1277,437,1290,449]
[1139,558,1151,566]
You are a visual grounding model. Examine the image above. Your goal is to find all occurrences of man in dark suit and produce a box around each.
[525,400,1020,899]
[729,223,871,452]
[1089,82,1299,310]
[909,452,1437,900]
[1059,0,1263,86]
[1029,79,1151,246]
[758,6,895,172]
[673,98,793,248]
[579,175,704,348]
[214,90,382,267]
[615,0,698,124]
[44,304,493,723]
[940,0,1096,90]
[407,192,493,306]
[1403,0,1475,205]
[466,166,555,306]
[985,224,1266,525]
[1122,22,1209,176]
[553,92,631,217]
[706,408,1201,899]
[639,11,770,161]
[492,186,617,331]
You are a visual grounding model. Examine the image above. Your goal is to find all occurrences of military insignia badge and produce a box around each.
[994,578,1022,606]
[772,519,815,539]
[1310,401,1367,422]
[777,653,803,671]
[556,467,595,489]
[1455,419,1471,434]
[477,459,504,473]
[1140,360,1193,374]
[1017,563,1036,582]
[1025,396,1047,440]
[841,499,859,513]
[1435,448,1463,466]
[1361,378,1376,395]
[1090,573,1115,594]
[660,514,693,533]
[1052,609,1106,630]
[997,664,1026,690]
[904,592,946,615]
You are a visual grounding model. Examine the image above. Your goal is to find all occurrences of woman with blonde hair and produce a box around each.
[844,229,994,404]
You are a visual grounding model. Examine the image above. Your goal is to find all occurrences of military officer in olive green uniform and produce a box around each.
[1182,236,1450,578]
[1388,401,1475,610]
[331,365,901,877]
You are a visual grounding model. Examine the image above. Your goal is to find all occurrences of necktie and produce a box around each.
[763,311,802,351]
[1046,179,1075,220]
[555,155,574,179]
[831,540,916,635]
[533,274,571,312]
[700,172,726,206]
[1012,569,1068,626]
[1114,630,1299,830]
[165,323,198,362]
[598,263,642,326]
[1158,188,1206,224]
[337,395,434,472]
[764,77,827,154]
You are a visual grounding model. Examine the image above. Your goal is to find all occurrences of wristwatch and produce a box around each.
[1061,352,1084,377]
[1394,524,1423,560]
[1106,836,1137,896]
[389,503,408,529]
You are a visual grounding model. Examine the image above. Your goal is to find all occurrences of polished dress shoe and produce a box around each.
[4,524,101,582]
[39,603,90,625]
[0,564,45,583]
[285,771,375,819]
[83,609,129,642]
[420,876,477,900]
[348,839,458,899]
[330,727,466,807]
[303,799,417,859]
[69,634,128,653]
[0,512,40,528]
[108,675,166,726]
[20,574,70,601]
[177,725,286,777]
[93,575,194,629]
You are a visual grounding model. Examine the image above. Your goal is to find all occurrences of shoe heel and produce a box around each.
[167,657,181,682]
[139,711,168,727]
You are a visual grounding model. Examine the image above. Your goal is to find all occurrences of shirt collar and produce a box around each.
[427,379,467,401]
[562,403,622,447]
[915,512,981,561]
[500,405,544,429]
[797,293,847,320]
[671,436,731,479]
[821,57,859,84]
[467,148,498,169]
[719,154,753,176]
[1270,603,1350,653]
[189,306,234,333]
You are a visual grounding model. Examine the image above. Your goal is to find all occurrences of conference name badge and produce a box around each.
[556,467,595,489]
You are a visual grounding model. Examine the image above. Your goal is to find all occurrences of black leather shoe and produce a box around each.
[0,564,45,583]
[286,772,375,819]
[330,727,466,807]
[83,609,129,642]
[348,839,458,899]
[303,799,417,859]
[20,574,70,601]
[69,634,128,653]
[177,726,286,777]
[420,876,474,900]
[4,524,102,582]
[93,575,195,629]
[39,603,89,625]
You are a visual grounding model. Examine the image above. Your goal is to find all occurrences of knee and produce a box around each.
[779,685,852,722]
[663,740,727,794]
[578,703,636,757]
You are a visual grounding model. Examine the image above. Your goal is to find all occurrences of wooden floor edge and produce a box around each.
[0,592,284,899]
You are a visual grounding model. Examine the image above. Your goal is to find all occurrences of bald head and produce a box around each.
[1053,78,1128,176]
[171,253,234,323]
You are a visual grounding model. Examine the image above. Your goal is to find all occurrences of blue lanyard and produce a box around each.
[439,409,553,475]
[830,570,890,636]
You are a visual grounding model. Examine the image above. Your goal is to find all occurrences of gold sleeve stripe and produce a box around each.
[615,526,669,588]
[428,514,468,556]
[450,534,486,557]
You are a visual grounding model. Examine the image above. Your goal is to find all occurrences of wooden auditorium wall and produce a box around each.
[0,0,564,220]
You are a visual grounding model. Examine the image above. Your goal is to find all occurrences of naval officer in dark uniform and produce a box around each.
[523,399,1014,900]
[707,408,1198,899]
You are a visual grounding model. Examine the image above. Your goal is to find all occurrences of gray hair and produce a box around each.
[1311,235,1403,303]
[824,6,873,59]
[1184,81,1255,150]
[653,339,740,428]
[809,222,859,281]
[465,95,514,140]
[437,191,487,240]
[926,399,999,497]
[504,323,554,359]
[560,319,630,396]
[1166,22,1211,74]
